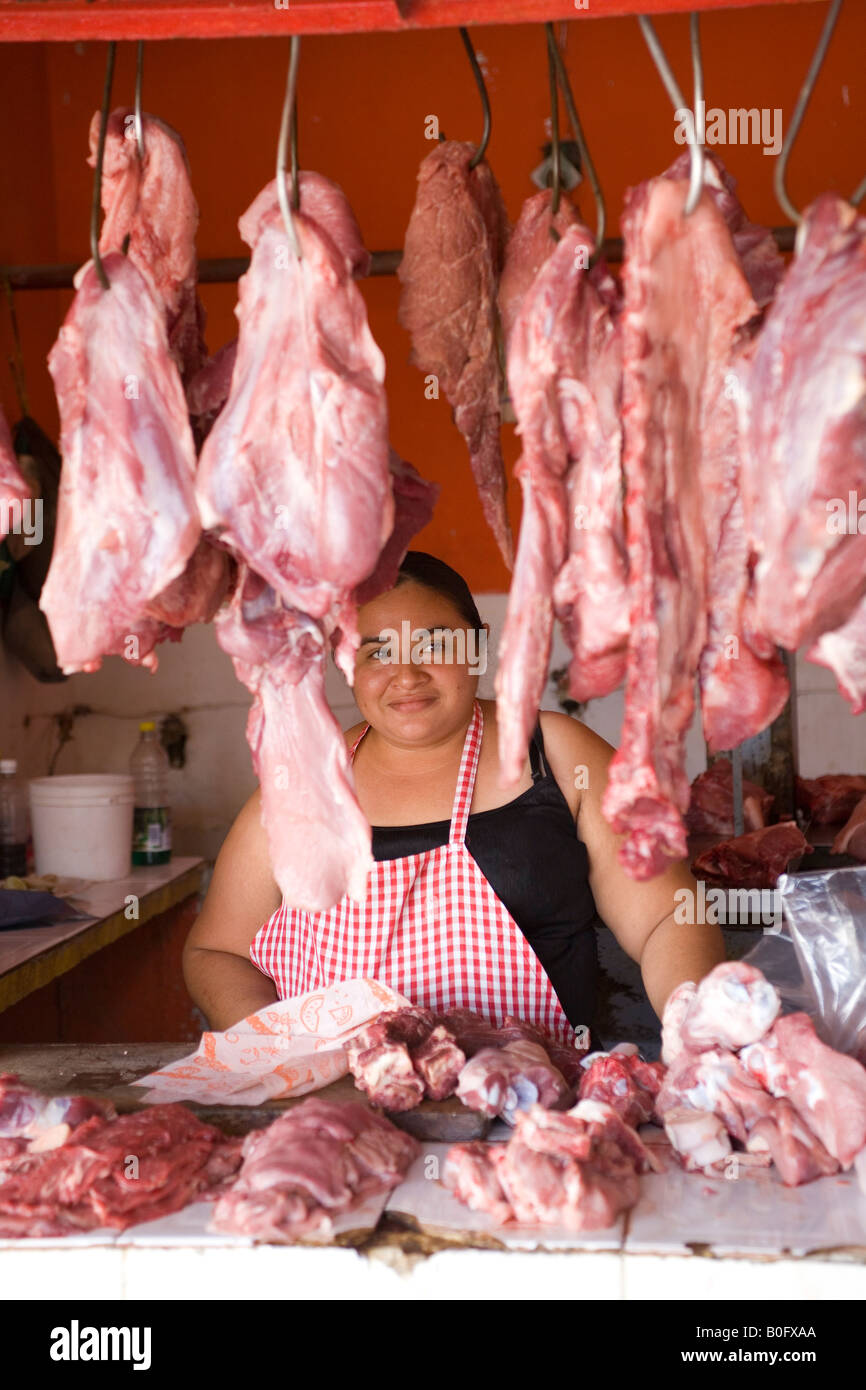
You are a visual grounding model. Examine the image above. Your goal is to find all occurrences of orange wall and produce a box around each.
[0,2,863,590]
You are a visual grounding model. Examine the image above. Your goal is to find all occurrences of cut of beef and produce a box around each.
[411,1026,467,1102]
[443,1099,648,1230]
[353,450,439,606]
[398,140,512,567]
[671,152,788,755]
[210,1097,418,1241]
[441,1141,513,1223]
[215,568,372,909]
[197,178,393,638]
[91,108,207,384]
[742,194,866,650]
[577,1046,664,1128]
[686,759,774,836]
[496,220,625,782]
[144,536,235,629]
[41,254,200,674]
[498,189,584,349]
[691,822,810,890]
[795,774,866,825]
[831,797,866,860]
[0,1101,242,1237]
[345,1008,465,1108]
[456,1040,571,1124]
[808,598,866,715]
[601,170,759,878]
[0,1074,115,1142]
[740,1012,866,1167]
[678,962,781,1053]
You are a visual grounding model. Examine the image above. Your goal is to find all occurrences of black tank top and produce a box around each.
[371,724,601,1030]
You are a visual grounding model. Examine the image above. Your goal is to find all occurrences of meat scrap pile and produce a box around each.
[211,1097,418,1242]
[345,1006,589,1121]
[658,963,866,1186]
[443,1100,658,1231]
[0,1074,242,1238]
[491,149,866,882]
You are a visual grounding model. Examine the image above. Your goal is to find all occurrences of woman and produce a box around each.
[184,552,725,1041]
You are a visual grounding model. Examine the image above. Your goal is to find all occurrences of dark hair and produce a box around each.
[395,552,484,631]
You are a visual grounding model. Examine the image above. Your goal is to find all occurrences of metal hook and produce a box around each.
[276,36,302,259]
[459,28,491,170]
[774,0,843,225]
[546,24,606,257]
[134,41,145,163]
[637,14,705,217]
[90,41,117,292]
[852,172,866,208]
[547,28,562,219]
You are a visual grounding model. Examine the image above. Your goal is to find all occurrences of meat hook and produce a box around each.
[547,27,563,221]
[276,35,302,260]
[547,25,607,259]
[774,0,843,225]
[459,28,491,170]
[637,14,705,217]
[134,41,145,164]
[90,41,117,292]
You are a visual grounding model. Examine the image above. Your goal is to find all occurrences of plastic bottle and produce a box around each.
[0,759,29,878]
[129,722,172,867]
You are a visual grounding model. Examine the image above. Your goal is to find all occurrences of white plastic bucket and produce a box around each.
[28,775,135,881]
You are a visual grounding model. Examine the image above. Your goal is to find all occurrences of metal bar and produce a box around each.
[0,0,826,44]
[0,226,799,291]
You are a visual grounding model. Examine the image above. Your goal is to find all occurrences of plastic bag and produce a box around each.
[744,866,866,1062]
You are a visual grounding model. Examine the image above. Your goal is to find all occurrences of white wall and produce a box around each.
[1,592,864,865]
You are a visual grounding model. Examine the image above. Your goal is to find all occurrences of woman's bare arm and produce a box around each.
[183,788,282,1030]
[539,711,726,1019]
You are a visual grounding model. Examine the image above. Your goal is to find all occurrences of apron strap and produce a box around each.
[449,701,483,847]
[349,726,370,761]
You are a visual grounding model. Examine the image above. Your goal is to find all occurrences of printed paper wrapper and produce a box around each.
[131,978,411,1106]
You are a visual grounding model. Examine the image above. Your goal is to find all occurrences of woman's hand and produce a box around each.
[539,711,726,1020]
[183,787,282,1030]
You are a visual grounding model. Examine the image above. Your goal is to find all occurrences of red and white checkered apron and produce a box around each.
[250,700,576,1044]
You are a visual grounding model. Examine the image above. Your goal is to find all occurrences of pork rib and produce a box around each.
[41,254,199,674]
[398,140,512,567]
[602,171,760,878]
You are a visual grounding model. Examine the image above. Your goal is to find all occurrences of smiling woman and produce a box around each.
[183,551,725,1040]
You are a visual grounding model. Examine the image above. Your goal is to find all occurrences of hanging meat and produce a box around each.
[0,406,30,541]
[91,107,207,385]
[808,592,866,715]
[498,188,584,349]
[354,449,439,605]
[215,568,372,909]
[88,104,235,654]
[741,193,866,652]
[688,154,789,753]
[196,177,394,651]
[185,170,372,446]
[495,218,625,783]
[602,162,770,879]
[40,254,200,674]
[398,140,513,568]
